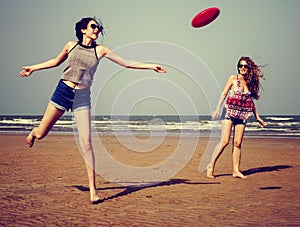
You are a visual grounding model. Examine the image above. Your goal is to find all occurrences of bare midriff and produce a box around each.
[62,80,89,89]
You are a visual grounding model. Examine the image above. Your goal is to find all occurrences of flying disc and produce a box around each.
[191,7,220,28]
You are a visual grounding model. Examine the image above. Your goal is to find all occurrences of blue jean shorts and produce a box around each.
[50,79,91,112]
[220,107,246,125]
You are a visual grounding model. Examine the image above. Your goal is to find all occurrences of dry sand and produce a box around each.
[0,134,299,226]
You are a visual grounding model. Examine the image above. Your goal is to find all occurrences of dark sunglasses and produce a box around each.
[238,64,249,69]
[90,23,103,31]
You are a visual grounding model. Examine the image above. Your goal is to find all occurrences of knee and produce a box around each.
[233,140,242,149]
[35,133,42,140]
[221,139,230,148]
[34,129,47,140]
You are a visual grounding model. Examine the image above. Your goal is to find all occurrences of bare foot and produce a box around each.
[90,191,101,204]
[232,172,247,179]
[26,132,36,148]
[206,165,216,179]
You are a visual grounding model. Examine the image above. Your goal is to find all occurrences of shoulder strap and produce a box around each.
[237,74,241,87]
[68,42,79,53]
[94,45,99,60]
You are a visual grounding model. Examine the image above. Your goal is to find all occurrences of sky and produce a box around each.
[1,0,300,115]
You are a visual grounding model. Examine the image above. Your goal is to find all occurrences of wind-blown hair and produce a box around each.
[75,17,104,44]
[237,56,265,100]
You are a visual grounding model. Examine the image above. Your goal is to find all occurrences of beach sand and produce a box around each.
[0,134,299,226]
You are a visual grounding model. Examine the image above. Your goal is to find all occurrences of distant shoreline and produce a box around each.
[1,131,299,139]
[1,115,299,138]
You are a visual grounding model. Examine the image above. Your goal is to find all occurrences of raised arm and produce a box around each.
[19,41,76,77]
[100,46,166,73]
[211,75,234,120]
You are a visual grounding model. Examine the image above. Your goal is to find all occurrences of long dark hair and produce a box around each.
[75,17,104,44]
[237,56,265,100]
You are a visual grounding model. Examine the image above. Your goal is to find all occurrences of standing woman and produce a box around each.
[19,17,166,203]
[207,56,265,179]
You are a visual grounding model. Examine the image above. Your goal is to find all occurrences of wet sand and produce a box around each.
[0,134,299,226]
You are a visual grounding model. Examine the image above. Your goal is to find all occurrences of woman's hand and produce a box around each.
[211,110,220,120]
[152,65,167,73]
[257,116,266,128]
[19,66,34,77]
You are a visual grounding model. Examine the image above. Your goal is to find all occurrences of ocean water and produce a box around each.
[0,115,299,138]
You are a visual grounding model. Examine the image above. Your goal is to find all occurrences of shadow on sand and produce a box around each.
[70,178,220,205]
[242,165,292,176]
[215,165,292,178]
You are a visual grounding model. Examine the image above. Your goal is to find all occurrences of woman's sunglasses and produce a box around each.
[238,64,249,69]
[90,24,103,31]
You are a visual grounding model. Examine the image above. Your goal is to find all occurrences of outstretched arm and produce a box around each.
[19,41,75,77]
[102,47,166,73]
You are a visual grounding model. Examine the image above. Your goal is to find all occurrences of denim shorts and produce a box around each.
[50,79,91,112]
[220,107,246,125]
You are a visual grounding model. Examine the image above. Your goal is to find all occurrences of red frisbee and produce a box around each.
[191,7,220,28]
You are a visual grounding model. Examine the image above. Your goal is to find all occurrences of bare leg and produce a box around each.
[232,123,247,179]
[207,120,232,178]
[26,103,65,147]
[73,109,100,203]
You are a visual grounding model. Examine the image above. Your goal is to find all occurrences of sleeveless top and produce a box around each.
[61,42,99,86]
[225,75,254,120]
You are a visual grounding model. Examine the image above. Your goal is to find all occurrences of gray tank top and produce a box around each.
[61,42,99,86]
